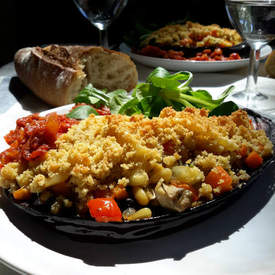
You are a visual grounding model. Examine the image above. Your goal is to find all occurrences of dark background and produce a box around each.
[0,0,232,66]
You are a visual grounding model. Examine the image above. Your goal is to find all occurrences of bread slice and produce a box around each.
[14,45,138,106]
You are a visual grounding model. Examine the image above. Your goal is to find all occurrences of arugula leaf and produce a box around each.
[149,96,167,118]
[67,105,99,120]
[107,89,132,114]
[139,96,152,117]
[73,84,109,108]
[214,85,235,104]
[147,67,192,89]
[187,90,213,101]
[118,98,141,115]
[74,84,132,114]
[162,83,235,112]
[209,101,239,116]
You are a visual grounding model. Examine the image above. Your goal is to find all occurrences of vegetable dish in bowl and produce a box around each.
[134,21,247,61]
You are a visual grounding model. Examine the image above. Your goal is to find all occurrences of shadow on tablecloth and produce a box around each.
[0,76,51,115]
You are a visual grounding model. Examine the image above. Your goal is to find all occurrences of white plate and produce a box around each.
[0,103,275,275]
[120,43,272,72]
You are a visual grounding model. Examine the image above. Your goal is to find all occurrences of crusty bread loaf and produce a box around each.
[264,49,275,78]
[14,45,138,106]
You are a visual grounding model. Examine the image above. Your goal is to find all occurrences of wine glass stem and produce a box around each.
[99,29,109,48]
[245,45,262,96]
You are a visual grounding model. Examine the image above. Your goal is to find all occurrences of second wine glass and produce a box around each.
[225,0,275,111]
[73,0,128,48]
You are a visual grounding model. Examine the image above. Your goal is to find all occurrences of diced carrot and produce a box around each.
[13,187,31,200]
[171,179,199,201]
[112,185,128,200]
[239,144,247,158]
[205,166,232,194]
[93,186,128,200]
[245,151,263,169]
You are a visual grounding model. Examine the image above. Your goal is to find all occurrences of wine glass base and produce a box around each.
[230,91,273,111]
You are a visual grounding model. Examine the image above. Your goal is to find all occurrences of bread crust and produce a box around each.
[264,49,275,78]
[14,45,138,106]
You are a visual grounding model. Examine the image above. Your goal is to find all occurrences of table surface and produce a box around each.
[0,60,275,275]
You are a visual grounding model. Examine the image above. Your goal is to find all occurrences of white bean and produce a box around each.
[132,186,149,206]
[129,169,149,187]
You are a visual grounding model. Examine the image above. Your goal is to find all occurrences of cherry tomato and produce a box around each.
[87,198,122,222]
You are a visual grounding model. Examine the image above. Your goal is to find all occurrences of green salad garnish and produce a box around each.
[67,67,238,119]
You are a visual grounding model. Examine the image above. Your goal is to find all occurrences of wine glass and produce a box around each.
[73,0,128,48]
[225,0,275,111]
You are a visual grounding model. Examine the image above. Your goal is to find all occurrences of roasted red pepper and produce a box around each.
[87,198,122,222]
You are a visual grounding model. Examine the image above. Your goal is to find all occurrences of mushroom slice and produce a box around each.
[155,182,193,212]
